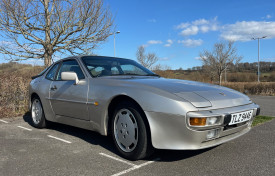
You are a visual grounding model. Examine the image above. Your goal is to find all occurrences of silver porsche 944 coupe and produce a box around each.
[29,56,260,160]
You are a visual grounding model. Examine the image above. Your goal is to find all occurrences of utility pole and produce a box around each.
[252,36,267,82]
[113,31,120,57]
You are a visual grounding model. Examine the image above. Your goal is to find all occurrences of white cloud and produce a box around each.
[164,39,173,47]
[220,21,275,41]
[143,40,162,47]
[266,14,272,19]
[194,56,202,60]
[177,17,218,36]
[192,19,209,25]
[195,56,207,60]
[200,25,210,33]
[180,25,199,36]
[175,18,275,43]
[176,22,190,29]
[147,40,163,44]
[178,39,203,47]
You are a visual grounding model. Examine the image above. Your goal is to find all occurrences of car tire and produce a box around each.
[31,96,47,128]
[111,101,153,160]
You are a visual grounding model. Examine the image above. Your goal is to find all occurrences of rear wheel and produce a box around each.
[31,97,47,128]
[111,101,153,160]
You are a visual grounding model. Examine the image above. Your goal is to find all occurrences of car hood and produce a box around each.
[123,77,252,108]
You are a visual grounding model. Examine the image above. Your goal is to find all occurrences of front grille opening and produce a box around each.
[223,121,247,131]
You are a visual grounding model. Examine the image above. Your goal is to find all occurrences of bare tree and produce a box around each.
[202,65,216,83]
[0,0,114,66]
[200,41,242,85]
[136,46,158,69]
[152,63,171,71]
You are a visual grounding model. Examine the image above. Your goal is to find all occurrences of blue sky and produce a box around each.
[1,0,275,69]
[95,0,275,69]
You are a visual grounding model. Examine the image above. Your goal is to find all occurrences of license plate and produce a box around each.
[229,110,253,125]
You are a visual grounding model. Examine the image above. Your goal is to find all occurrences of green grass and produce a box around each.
[252,116,275,126]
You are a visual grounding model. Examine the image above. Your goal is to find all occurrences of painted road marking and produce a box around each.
[112,158,160,176]
[0,119,9,123]
[99,153,137,167]
[17,126,32,131]
[47,135,72,144]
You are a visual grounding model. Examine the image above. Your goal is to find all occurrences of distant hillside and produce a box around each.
[155,61,275,83]
[184,61,275,73]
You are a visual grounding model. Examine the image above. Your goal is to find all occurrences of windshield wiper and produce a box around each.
[98,73,160,77]
[111,73,144,76]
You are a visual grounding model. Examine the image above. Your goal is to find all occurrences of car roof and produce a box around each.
[49,56,134,69]
[68,55,130,60]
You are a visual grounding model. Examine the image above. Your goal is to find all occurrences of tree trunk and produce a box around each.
[219,73,222,85]
[44,0,51,67]
[44,53,52,67]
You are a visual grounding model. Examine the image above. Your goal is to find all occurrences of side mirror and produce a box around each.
[61,72,79,84]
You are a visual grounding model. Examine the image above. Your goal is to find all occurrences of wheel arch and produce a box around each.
[29,92,40,110]
[31,92,40,100]
[106,95,152,140]
[30,92,52,121]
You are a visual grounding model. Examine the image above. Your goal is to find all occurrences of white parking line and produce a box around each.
[47,135,72,144]
[0,119,9,123]
[17,126,32,131]
[99,153,137,167]
[112,158,160,176]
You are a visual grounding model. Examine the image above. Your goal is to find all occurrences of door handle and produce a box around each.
[50,85,57,91]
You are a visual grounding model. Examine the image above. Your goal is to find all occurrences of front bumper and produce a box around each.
[145,103,259,150]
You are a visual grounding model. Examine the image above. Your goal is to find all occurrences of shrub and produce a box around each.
[222,82,275,96]
[0,62,44,118]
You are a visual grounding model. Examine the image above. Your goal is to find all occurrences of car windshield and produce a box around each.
[82,56,157,77]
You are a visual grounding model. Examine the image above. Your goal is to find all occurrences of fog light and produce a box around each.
[190,117,206,126]
[206,129,220,140]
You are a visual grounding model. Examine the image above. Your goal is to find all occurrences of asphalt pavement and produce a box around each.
[0,95,274,176]
[249,95,275,117]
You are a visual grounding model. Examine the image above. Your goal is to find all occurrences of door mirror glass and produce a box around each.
[61,72,79,84]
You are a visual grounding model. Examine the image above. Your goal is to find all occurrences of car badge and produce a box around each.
[219,92,226,96]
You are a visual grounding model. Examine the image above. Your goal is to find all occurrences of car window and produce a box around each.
[120,64,145,75]
[56,60,85,81]
[45,63,60,80]
[111,67,120,75]
[82,56,155,77]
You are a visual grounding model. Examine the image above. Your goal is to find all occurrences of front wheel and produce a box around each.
[111,101,153,160]
[31,97,47,128]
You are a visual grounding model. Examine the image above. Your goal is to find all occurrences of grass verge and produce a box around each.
[252,116,275,126]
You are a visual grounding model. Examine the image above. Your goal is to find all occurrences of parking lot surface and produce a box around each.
[249,95,275,117]
[0,95,275,176]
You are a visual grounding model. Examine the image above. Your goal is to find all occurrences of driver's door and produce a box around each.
[49,59,89,121]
